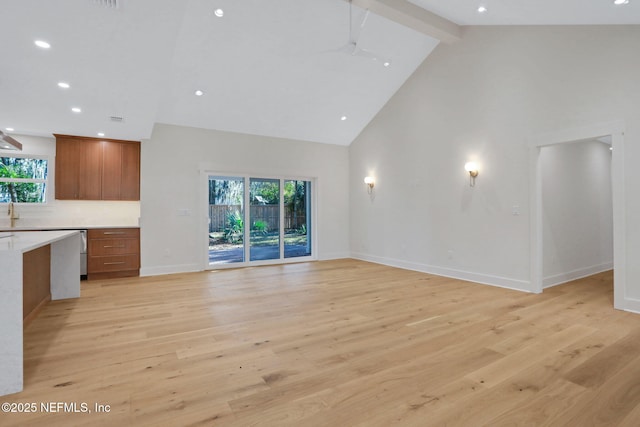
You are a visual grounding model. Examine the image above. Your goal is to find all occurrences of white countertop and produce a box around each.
[0,225,138,232]
[0,230,79,253]
[0,229,80,396]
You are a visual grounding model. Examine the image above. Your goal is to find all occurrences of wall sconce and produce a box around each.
[364,176,375,194]
[464,162,479,187]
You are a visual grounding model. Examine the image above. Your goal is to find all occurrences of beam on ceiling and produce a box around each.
[348,0,461,44]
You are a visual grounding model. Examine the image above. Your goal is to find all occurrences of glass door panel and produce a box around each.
[249,178,280,261]
[284,180,312,258]
[208,176,245,265]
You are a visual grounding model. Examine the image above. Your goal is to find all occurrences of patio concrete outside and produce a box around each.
[209,243,311,264]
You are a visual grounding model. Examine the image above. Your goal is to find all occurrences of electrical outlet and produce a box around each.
[512,205,520,216]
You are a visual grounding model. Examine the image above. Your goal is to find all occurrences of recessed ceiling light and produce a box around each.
[195,90,204,96]
[71,107,82,113]
[610,146,614,151]
[97,132,105,137]
[478,6,488,13]
[214,8,224,17]
[614,0,629,4]
[383,61,390,67]
[341,116,347,121]
[6,127,14,132]
[58,82,70,89]
[34,40,51,49]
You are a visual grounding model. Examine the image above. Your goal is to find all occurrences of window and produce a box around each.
[0,156,49,203]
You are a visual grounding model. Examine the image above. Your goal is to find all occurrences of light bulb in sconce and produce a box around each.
[464,162,479,187]
[364,176,375,193]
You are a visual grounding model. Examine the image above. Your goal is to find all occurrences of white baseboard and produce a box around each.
[350,252,532,293]
[319,251,351,261]
[140,253,348,277]
[543,262,613,289]
[623,297,640,314]
[140,263,201,277]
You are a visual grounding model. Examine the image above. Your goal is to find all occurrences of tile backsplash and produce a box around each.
[0,200,140,229]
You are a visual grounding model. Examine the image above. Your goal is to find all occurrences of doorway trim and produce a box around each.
[529,120,625,309]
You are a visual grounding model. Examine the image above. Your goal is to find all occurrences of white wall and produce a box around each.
[541,140,613,287]
[349,25,640,299]
[0,134,140,229]
[140,123,350,276]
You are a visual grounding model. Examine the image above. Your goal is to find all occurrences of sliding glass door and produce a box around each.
[207,175,313,267]
[208,176,245,265]
[249,178,280,261]
[284,180,311,258]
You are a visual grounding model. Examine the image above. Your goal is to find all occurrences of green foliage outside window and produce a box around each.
[225,210,244,243]
[250,180,279,205]
[0,156,48,203]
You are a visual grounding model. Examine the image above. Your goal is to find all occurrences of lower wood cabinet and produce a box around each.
[23,244,51,326]
[87,228,140,280]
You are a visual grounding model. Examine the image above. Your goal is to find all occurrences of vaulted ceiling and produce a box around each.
[1,0,638,146]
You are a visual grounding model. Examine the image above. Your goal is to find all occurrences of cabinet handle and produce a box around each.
[103,231,126,235]
[103,245,125,248]
[103,262,126,265]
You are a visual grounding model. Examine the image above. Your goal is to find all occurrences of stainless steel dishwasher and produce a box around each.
[79,230,87,279]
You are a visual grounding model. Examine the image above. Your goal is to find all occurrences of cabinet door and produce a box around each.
[78,140,103,200]
[87,228,140,279]
[88,254,140,273]
[55,135,139,201]
[101,141,122,200]
[88,238,139,256]
[55,139,80,199]
[121,142,140,200]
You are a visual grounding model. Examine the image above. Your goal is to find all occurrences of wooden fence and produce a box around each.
[209,205,306,232]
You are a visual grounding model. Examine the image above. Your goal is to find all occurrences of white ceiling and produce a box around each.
[1,0,638,147]
[409,0,640,25]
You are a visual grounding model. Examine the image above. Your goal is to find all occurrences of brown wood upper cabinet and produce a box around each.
[55,134,140,201]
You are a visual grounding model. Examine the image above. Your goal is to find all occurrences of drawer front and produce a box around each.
[89,238,139,256]
[88,254,139,273]
[88,228,139,239]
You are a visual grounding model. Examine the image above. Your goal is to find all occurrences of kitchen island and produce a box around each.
[0,230,80,397]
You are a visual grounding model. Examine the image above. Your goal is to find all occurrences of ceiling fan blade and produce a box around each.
[353,46,390,66]
[341,42,359,56]
[360,10,370,32]
[353,47,379,60]
[352,9,390,66]
[317,41,357,56]
[315,1,390,67]
[320,42,389,66]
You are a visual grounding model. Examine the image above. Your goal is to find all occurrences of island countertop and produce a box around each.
[0,230,80,253]
[0,230,81,397]
[0,225,139,232]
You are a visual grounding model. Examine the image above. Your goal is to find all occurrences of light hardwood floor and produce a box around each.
[2,259,639,426]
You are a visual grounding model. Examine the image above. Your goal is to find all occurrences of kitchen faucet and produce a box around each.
[8,202,17,228]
